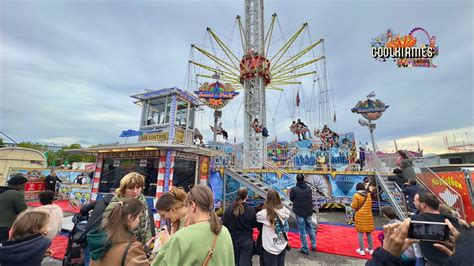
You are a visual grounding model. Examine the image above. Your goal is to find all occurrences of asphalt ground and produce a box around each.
[42,209,383,265]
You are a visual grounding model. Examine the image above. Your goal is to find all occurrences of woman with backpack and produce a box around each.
[88,197,149,266]
[351,182,375,256]
[222,187,257,266]
[0,210,52,266]
[152,184,234,265]
[102,172,155,247]
[256,189,291,266]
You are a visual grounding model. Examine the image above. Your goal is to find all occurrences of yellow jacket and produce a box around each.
[351,191,375,233]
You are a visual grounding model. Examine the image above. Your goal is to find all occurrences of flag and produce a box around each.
[120,129,144,137]
[296,91,300,107]
[367,91,376,98]
[333,113,337,123]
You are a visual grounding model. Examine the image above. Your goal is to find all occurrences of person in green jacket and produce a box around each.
[0,173,28,242]
[152,184,234,266]
[102,172,155,247]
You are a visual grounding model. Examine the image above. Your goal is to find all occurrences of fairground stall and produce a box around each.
[67,88,223,218]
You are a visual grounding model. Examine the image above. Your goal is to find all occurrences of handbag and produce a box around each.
[202,234,219,266]
[352,194,368,222]
[276,217,291,251]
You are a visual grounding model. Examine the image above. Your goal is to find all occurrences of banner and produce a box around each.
[418,171,474,222]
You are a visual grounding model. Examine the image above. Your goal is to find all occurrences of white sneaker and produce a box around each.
[356,248,365,255]
[365,248,374,255]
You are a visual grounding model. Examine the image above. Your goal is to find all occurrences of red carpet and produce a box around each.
[49,224,382,260]
[27,200,80,213]
[50,235,68,260]
[253,224,382,259]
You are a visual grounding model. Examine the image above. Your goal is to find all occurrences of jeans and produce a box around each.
[263,249,286,266]
[295,215,316,252]
[357,232,373,250]
[84,245,90,266]
[233,238,254,266]
[415,257,426,266]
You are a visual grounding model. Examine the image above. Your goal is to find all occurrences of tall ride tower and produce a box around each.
[243,0,266,168]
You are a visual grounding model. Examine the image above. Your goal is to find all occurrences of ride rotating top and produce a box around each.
[189,0,325,169]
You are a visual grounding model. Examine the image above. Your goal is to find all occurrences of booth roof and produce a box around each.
[66,141,225,157]
[130,87,202,106]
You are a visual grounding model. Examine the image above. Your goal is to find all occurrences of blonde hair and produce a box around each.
[10,210,50,241]
[115,172,145,195]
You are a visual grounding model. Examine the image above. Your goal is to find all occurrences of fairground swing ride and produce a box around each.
[186,0,337,170]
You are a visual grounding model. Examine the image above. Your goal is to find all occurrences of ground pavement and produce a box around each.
[41,209,384,265]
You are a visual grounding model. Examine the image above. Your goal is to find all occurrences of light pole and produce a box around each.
[352,92,389,215]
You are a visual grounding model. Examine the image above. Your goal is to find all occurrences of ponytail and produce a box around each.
[233,187,248,217]
[210,210,222,235]
[103,198,144,244]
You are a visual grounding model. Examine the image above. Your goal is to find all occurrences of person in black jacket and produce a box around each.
[290,173,316,255]
[388,169,408,188]
[44,171,62,192]
[402,179,421,214]
[222,187,257,266]
[79,193,114,266]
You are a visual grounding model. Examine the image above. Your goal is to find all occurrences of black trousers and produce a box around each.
[234,238,254,266]
[263,249,286,266]
[0,227,10,242]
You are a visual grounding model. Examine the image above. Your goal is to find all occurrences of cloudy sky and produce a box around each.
[1,0,472,154]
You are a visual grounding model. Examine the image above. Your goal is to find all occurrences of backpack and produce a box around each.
[262,127,269,137]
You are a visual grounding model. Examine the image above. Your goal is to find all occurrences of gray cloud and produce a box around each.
[1,0,472,152]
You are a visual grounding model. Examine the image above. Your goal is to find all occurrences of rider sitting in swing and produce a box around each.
[250,118,269,137]
[210,122,229,140]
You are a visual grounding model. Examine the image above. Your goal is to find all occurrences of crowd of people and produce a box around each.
[0,171,320,266]
[0,167,472,266]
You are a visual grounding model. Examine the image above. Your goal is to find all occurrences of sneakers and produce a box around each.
[355,248,365,256]
[365,248,374,255]
[299,249,310,255]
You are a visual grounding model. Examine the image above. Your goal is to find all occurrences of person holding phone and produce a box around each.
[411,191,461,265]
[155,187,188,239]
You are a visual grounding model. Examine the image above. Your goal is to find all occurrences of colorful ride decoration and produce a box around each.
[239,50,271,85]
[351,98,389,121]
[195,81,239,109]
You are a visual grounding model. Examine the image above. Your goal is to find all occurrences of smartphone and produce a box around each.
[165,218,172,232]
[408,220,449,241]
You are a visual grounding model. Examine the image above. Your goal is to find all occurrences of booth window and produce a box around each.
[176,100,189,127]
[99,158,158,197]
[144,96,171,126]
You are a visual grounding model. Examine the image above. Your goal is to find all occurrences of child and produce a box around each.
[0,210,52,266]
[380,206,416,264]
[36,190,63,239]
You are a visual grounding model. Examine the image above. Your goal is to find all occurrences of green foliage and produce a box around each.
[18,142,96,166]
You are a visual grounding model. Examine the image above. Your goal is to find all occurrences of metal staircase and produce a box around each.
[219,143,319,226]
[366,152,409,220]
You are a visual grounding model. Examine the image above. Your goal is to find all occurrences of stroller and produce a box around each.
[62,213,88,266]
